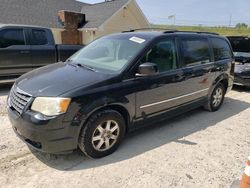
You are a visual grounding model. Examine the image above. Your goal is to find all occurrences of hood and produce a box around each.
[15,62,113,97]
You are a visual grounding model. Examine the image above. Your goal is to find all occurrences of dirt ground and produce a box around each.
[0,85,249,188]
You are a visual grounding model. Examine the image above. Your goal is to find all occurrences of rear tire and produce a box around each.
[204,83,226,112]
[78,110,126,158]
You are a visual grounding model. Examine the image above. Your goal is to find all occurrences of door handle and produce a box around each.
[174,74,183,81]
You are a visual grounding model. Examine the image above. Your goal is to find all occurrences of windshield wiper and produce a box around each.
[66,60,97,72]
[76,63,97,72]
[66,60,78,68]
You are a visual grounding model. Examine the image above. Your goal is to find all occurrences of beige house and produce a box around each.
[0,0,150,45]
[80,0,150,44]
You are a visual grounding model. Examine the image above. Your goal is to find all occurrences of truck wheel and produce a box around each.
[204,83,225,112]
[78,110,126,158]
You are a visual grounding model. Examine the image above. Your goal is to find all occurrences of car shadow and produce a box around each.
[0,84,12,96]
[31,97,250,171]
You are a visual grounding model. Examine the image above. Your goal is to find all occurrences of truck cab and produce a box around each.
[0,24,83,83]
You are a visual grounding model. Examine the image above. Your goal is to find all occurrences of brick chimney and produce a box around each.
[58,10,86,45]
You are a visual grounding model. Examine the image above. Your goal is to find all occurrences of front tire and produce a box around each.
[204,83,226,112]
[78,110,126,158]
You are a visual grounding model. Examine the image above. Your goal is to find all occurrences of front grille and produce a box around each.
[9,87,32,115]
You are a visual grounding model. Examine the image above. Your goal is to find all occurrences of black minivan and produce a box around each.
[7,31,234,158]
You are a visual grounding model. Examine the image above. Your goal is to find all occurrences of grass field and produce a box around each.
[153,25,250,37]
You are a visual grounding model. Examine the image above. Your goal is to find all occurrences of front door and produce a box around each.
[135,38,187,118]
[0,28,32,78]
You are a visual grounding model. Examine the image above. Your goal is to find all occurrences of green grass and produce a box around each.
[152,24,250,37]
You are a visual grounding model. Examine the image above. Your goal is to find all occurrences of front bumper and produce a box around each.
[234,73,250,87]
[8,107,80,154]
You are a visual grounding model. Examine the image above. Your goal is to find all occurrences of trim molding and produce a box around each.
[140,88,209,109]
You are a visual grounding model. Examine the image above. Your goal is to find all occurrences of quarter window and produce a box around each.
[181,38,211,66]
[31,30,48,45]
[140,40,177,72]
[0,29,25,48]
[211,38,232,61]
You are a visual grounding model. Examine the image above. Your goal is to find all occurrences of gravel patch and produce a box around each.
[0,86,249,188]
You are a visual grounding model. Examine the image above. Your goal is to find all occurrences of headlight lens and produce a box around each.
[31,97,71,116]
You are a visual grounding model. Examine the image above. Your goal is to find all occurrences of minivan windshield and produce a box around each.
[68,36,148,73]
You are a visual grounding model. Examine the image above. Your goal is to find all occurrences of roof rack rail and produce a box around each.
[122,28,219,35]
[122,28,177,33]
[165,30,219,35]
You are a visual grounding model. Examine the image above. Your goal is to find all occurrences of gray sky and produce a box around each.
[78,0,250,27]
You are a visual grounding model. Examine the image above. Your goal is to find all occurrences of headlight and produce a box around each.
[31,97,71,116]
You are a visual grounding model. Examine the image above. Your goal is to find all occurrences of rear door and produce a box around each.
[0,28,32,78]
[179,36,215,99]
[29,28,56,69]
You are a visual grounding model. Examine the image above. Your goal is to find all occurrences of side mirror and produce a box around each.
[136,63,159,77]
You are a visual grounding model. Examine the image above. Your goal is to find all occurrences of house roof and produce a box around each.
[81,0,130,29]
[0,0,137,29]
[0,0,88,28]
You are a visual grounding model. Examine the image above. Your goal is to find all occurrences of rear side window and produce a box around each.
[0,29,25,48]
[181,38,211,66]
[211,38,232,61]
[31,30,48,45]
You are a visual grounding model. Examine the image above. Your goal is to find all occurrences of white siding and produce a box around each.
[81,0,149,44]
[51,28,64,44]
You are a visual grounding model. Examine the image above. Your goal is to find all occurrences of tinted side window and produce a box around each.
[211,38,232,61]
[31,30,48,45]
[140,39,177,72]
[181,38,211,66]
[0,29,25,48]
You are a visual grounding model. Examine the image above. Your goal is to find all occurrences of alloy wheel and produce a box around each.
[212,87,223,107]
[91,120,120,151]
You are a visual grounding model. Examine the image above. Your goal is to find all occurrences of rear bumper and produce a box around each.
[8,107,81,154]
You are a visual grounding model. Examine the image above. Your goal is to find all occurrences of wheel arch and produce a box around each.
[80,104,131,134]
[213,73,229,91]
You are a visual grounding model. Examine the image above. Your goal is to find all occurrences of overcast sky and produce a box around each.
[78,0,250,27]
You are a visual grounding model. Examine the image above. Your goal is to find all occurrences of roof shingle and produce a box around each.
[81,0,130,28]
[0,0,131,29]
[0,0,87,28]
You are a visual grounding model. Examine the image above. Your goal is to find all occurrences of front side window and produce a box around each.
[69,36,148,73]
[31,30,48,45]
[0,29,25,48]
[211,38,232,61]
[181,38,211,66]
[140,39,177,72]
